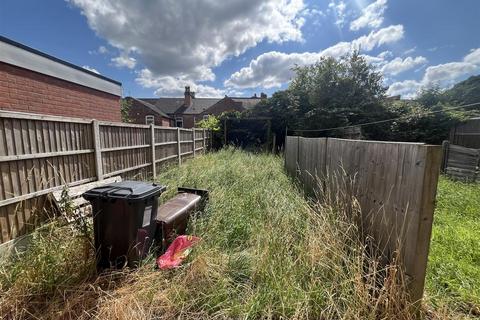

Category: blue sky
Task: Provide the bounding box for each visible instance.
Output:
[1,0,479,99]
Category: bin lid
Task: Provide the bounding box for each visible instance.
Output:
[83,181,166,201]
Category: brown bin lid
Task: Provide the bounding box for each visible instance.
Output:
[157,193,201,224]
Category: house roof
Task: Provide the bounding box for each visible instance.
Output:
[0,35,122,96]
[137,96,263,116]
[139,98,184,114]
[128,97,172,119]
[184,98,222,114]
[232,98,262,110]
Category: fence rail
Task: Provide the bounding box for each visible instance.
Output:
[285,136,442,305]
[0,110,211,243]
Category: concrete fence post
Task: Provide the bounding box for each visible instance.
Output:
[203,128,206,154]
[192,128,196,158]
[150,124,156,179]
[92,119,103,181]
[177,127,182,165]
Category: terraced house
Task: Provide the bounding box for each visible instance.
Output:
[129,86,266,128]
[0,36,122,121]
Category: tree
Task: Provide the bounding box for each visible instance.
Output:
[254,51,392,141]
[443,75,480,106]
[416,86,444,108]
[196,115,221,131]
[121,98,132,123]
[385,100,464,144]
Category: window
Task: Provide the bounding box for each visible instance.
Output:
[175,117,184,128]
[145,115,155,125]
[203,114,210,120]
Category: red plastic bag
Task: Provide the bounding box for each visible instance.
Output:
[156,235,201,269]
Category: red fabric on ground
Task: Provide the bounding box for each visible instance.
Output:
[156,235,201,269]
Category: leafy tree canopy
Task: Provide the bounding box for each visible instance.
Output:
[252,51,472,145]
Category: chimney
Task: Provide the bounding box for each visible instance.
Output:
[184,86,193,106]
[260,92,267,99]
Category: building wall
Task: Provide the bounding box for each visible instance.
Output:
[177,114,196,128]
[0,62,121,121]
[128,100,172,126]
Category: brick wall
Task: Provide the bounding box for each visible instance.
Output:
[128,98,172,126]
[0,62,121,121]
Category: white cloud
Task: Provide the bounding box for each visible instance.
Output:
[403,47,416,55]
[82,65,100,74]
[70,0,306,93]
[136,68,224,97]
[381,56,427,76]
[422,62,477,86]
[111,53,137,69]
[98,46,108,54]
[328,1,347,27]
[350,0,387,31]
[225,25,404,89]
[464,48,480,65]
[386,80,423,99]
[88,45,109,55]
[387,48,480,97]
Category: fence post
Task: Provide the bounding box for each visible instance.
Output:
[441,140,450,173]
[177,127,182,165]
[92,120,103,181]
[203,128,206,153]
[192,128,196,158]
[151,124,156,179]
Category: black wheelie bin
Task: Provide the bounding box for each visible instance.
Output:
[83,181,166,270]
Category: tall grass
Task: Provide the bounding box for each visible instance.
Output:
[425,177,480,318]
[1,148,418,319]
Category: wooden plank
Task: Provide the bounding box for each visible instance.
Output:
[102,162,151,178]
[0,149,94,162]
[155,141,177,147]
[51,176,122,200]
[0,178,95,208]
[0,110,91,124]
[101,144,150,153]
[155,154,179,163]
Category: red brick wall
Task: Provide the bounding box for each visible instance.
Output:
[127,98,172,126]
[176,114,196,128]
[0,62,121,121]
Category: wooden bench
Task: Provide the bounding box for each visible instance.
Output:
[50,176,122,223]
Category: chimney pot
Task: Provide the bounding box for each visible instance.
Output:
[184,86,192,106]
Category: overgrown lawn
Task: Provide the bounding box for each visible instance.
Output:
[0,148,442,319]
[426,177,480,317]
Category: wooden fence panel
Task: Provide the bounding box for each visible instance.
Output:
[443,142,480,181]
[449,118,480,149]
[298,137,327,194]
[285,136,299,177]
[154,127,178,170]
[0,113,96,243]
[0,111,211,244]
[285,136,442,305]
